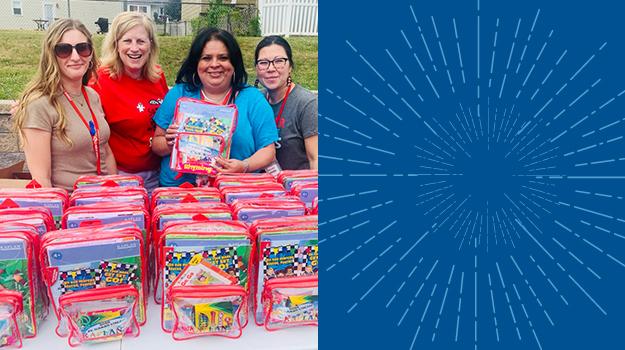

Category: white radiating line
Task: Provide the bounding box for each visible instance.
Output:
[386,257,423,309]
[514,9,541,74]
[498,18,521,99]
[452,18,467,83]
[399,259,439,327]
[351,76,404,122]
[551,89,625,143]
[495,262,522,340]
[455,271,464,342]
[323,115,373,140]
[487,273,500,342]
[555,219,625,271]
[410,6,438,71]
[529,255,568,305]
[530,49,567,101]
[515,219,607,315]
[431,265,456,341]
[431,16,456,93]
[319,154,383,167]
[511,282,544,350]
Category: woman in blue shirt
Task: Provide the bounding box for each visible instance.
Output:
[152,28,278,186]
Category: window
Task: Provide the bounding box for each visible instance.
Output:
[129,5,148,13]
[12,0,22,15]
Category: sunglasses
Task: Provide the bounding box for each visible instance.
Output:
[54,42,93,59]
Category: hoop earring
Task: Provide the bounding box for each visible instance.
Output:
[254,79,260,88]
[287,75,292,86]
[231,71,236,86]
[192,72,201,87]
[88,61,93,69]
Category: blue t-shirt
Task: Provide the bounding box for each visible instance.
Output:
[153,83,278,186]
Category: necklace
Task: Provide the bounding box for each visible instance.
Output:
[200,88,232,105]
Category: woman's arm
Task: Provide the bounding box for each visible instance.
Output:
[214,143,276,173]
[304,135,318,170]
[21,128,52,187]
[152,123,179,157]
[104,144,118,174]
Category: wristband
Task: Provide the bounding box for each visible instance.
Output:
[242,159,250,173]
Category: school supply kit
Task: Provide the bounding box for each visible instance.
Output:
[0,169,318,346]
[171,98,238,176]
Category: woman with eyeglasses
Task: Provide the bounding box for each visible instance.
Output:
[152,27,277,186]
[90,12,168,191]
[254,36,318,170]
[12,19,117,190]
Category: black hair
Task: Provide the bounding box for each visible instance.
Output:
[176,27,248,101]
[254,35,295,69]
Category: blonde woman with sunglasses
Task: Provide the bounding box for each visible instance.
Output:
[13,19,117,190]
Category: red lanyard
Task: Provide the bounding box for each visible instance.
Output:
[201,88,232,105]
[63,87,102,175]
[272,84,293,129]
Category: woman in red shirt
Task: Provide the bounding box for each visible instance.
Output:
[91,12,168,191]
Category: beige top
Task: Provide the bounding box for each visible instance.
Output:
[22,87,111,190]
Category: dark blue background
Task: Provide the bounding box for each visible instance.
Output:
[320,1,625,349]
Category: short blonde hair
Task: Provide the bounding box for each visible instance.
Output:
[100,12,161,82]
[14,19,98,146]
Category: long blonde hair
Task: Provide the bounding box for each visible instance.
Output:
[100,12,161,82]
[13,19,98,146]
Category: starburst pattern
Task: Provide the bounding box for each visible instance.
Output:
[322,1,625,349]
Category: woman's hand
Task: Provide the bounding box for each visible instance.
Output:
[213,157,249,173]
[165,123,179,148]
[152,124,178,157]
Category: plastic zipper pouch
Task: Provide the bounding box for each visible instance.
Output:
[151,187,221,208]
[262,276,318,331]
[73,174,144,189]
[41,233,146,326]
[231,198,307,223]
[254,237,318,325]
[171,132,225,176]
[152,221,250,303]
[0,235,38,338]
[0,207,55,235]
[0,289,24,348]
[173,98,238,150]
[277,170,318,191]
[168,285,246,340]
[290,182,318,208]
[70,187,148,208]
[0,189,68,228]
[221,185,287,204]
[249,215,318,237]
[160,242,252,330]
[213,173,275,189]
[58,285,139,346]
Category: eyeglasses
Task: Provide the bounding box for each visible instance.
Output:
[256,57,289,70]
[54,42,93,59]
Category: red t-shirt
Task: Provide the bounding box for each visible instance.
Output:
[91,67,169,173]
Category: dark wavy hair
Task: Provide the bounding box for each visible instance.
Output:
[254,35,295,69]
[176,27,248,101]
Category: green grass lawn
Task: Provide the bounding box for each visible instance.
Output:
[0,30,318,100]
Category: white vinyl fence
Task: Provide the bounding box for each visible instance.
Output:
[258,0,318,36]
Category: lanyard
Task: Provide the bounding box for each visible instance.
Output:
[63,87,102,175]
[272,84,293,129]
[200,88,232,105]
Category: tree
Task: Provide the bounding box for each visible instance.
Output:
[165,0,181,21]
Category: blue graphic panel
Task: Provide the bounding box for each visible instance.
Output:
[320,1,625,349]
